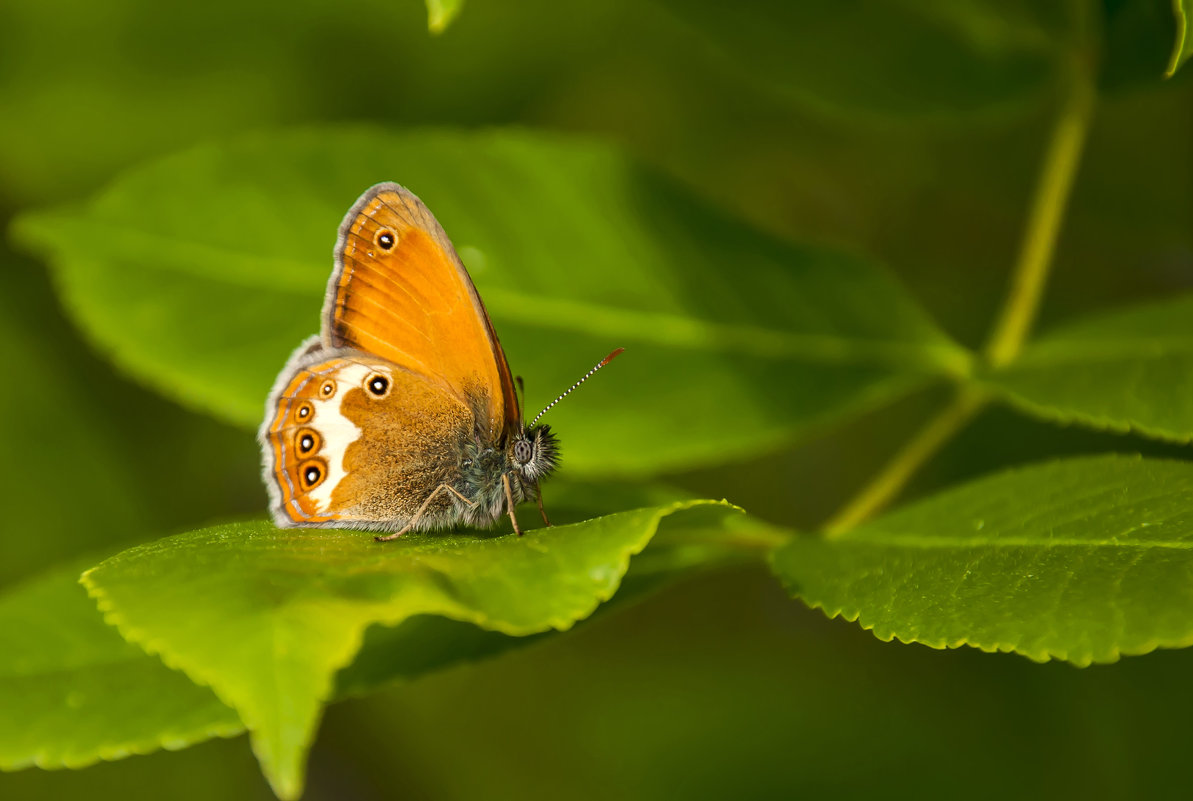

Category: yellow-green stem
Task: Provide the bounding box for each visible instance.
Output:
[985,64,1096,368]
[822,389,986,537]
[820,54,1097,537]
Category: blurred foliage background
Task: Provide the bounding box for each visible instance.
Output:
[2,0,1192,799]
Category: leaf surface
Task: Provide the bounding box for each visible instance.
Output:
[984,295,1193,443]
[0,483,773,778]
[82,500,741,798]
[0,559,242,772]
[773,454,1193,666]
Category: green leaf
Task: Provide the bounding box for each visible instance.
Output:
[983,294,1193,444]
[82,500,740,798]
[11,127,967,477]
[0,481,746,775]
[425,0,464,33]
[0,567,543,777]
[1167,0,1193,76]
[0,559,242,772]
[773,454,1193,666]
[0,261,151,585]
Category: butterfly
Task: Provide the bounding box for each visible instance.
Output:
[259,182,621,540]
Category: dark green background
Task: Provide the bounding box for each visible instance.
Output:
[3,0,1192,798]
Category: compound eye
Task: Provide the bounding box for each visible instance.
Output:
[514,439,533,464]
[365,373,391,398]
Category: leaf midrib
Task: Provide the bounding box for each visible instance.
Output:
[31,213,970,369]
[481,287,969,368]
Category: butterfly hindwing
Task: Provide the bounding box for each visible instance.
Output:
[260,340,479,531]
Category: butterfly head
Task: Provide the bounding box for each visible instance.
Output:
[505,348,624,489]
[509,424,559,485]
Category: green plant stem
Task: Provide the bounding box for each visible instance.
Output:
[822,388,985,538]
[985,64,1095,368]
[820,57,1097,537]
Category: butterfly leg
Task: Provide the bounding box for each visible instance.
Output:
[535,486,552,527]
[443,484,477,507]
[501,473,524,536]
[374,483,476,542]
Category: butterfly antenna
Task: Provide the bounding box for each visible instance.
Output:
[528,348,624,429]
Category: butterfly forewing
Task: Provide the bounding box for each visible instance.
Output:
[325,184,519,439]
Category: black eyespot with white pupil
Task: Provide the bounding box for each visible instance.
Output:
[320,380,335,397]
[298,459,326,490]
[296,403,313,422]
[296,428,320,455]
[376,230,396,250]
[365,373,390,397]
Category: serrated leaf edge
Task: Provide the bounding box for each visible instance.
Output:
[79,567,328,799]
[0,718,245,774]
[769,524,1193,669]
[984,380,1193,445]
[788,590,1193,668]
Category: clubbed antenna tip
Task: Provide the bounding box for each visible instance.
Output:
[600,347,625,367]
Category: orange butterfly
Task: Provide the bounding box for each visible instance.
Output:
[259,183,620,540]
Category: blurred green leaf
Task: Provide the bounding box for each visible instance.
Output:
[11,128,967,477]
[983,294,1193,443]
[1169,0,1193,75]
[425,0,463,33]
[653,0,1059,125]
[0,254,268,588]
[0,559,242,772]
[0,0,310,203]
[774,454,1193,666]
[0,567,552,779]
[0,263,153,585]
[0,557,551,780]
[82,500,740,798]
